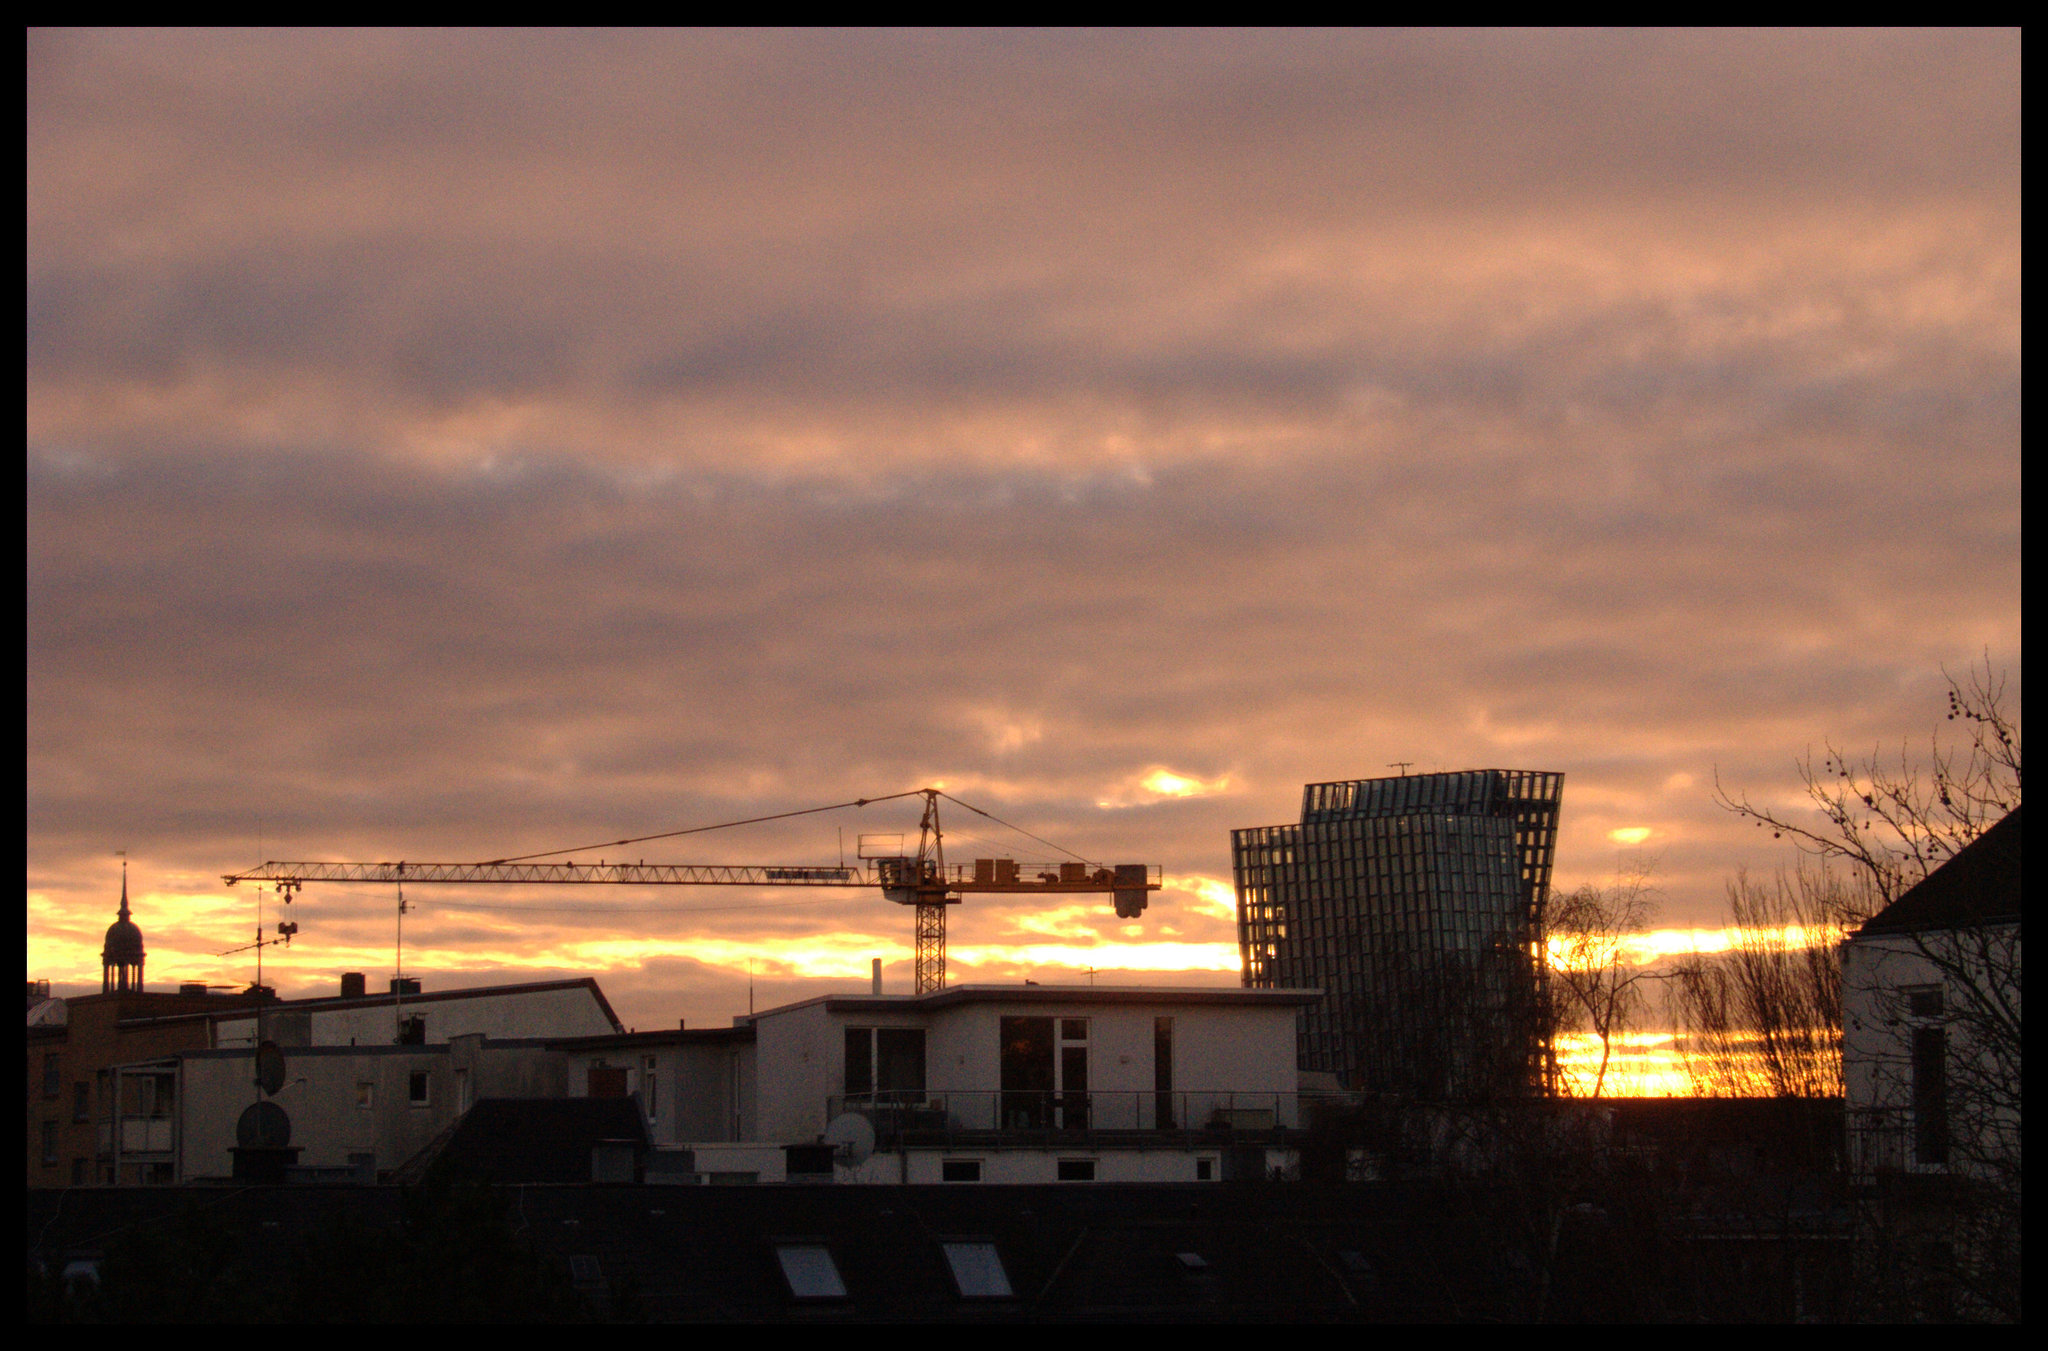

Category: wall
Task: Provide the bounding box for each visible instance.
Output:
[173,1039,568,1179]
[211,984,617,1049]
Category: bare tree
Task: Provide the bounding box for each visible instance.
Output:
[1714,656,2020,907]
[1712,658,2020,1318]
[1668,864,1875,1098]
[1547,866,1658,1097]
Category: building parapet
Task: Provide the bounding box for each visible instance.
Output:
[825,1089,1364,1147]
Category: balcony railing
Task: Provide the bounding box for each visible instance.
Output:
[96,1116,175,1156]
[826,1089,1361,1145]
[1848,1106,1944,1179]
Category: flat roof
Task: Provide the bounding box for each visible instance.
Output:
[754,984,1322,1019]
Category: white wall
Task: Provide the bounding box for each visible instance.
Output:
[1842,924,2021,1181]
[212,985,617,1049]
[746,990,1307,1143]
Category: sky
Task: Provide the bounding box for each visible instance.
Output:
[27,30,2021,1039]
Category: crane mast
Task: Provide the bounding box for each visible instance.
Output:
[221,789,1160,994]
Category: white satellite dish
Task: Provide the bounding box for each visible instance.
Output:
[823,1113,876,1168]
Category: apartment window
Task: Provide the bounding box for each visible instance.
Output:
[1154,1017,1175,1129]
[641,1056,657,1123]
[71,1158,87,1187]
[1056,1158,1096,1182]
[43,1053,61,1099]
[1912,1026,1948,1166]
[1195,1157,1215,1181]
[1000,1016,1089,1130]
[356,1081,374,1110]
[409,1070,431,1108]
[941,1159,983,1183]
[72,1081,90,1123]
[844,1027,926,1101]
[42,1120,58,1166]
[1907,985,1945,1018]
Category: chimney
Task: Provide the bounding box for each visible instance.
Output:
[677,1018,687,1030]
[871,958,883,996]
[178,982,208,996]
[340,972,367,999]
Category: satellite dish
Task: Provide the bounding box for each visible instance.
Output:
[237,1099,292,1149]
[822,1113,875,1168]
[255,1040,287,1096]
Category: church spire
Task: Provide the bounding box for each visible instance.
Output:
[101,860,146,995]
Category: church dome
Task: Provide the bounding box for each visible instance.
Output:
[102,913,145,964]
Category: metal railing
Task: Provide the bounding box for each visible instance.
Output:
[826,1089,1362,1144]
[1847,1107,1941,1178]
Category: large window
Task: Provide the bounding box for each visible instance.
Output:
[1000,1016,1089,1129]
[844,1027,925,1102]
[1912,1026,1948,1166]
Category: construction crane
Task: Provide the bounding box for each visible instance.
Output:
[221,788,1160,994]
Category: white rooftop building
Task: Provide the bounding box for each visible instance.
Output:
[658,983,1326,1185]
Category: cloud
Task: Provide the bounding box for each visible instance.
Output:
[28,32,2021,1025]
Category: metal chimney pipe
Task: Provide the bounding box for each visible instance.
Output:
[871,958,883,995]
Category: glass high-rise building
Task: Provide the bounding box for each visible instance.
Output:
[1233,770,1563,1100]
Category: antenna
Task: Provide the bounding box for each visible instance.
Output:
[1388,761,1414,775]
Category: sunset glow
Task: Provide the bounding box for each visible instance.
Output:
[28,31,2017,1060]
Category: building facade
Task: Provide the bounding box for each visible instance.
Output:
[33,970,624,1187]
[1234,769,1563,1100]
[1842,807,2021,1181]
[733,984,1322,1184]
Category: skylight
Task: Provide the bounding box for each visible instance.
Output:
[775,1244,848,1300]
[941,1241,1014,1299]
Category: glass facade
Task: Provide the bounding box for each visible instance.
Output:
[1234,769,1562,1100]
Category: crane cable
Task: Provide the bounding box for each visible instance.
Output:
[484,788,929,864]
[937,791,1096,867]
[484,786,1100,872]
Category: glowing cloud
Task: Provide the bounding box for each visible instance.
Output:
[1099,768,1234,808]
[1607,827,1654,846]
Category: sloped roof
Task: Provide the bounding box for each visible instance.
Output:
[427,1098,649,1184]
[1857,806,2022,936]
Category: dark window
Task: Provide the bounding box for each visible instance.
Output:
[845,1027,926,1101]
[1912,1026,1948,1165]
[409,1070,431,1107]
[71,1158,87,1186]
[1154,1017,1175,1129]
[877,1029,925,1096]
[1000,1017,1055,1129]
[587,1064,628,1097]
[43,1054,61,1099]
[941,1159,982,1183]
[845,1027,873,1096]
[72,1081,90,1123]
[42,1120,58,1166]
[1056,1158,1095,1181]
[1196,1157,1214,1181]
[1907,986,1945,1018]
[397,1015,426,1045]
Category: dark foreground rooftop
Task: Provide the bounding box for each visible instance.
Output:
[29,1170,1851,1323]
